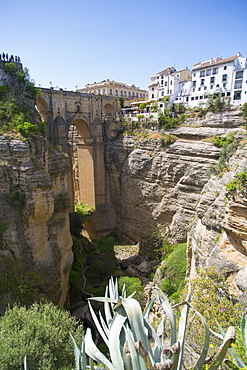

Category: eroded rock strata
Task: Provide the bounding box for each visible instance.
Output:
[106,108,247,293]
[0,135,73,307]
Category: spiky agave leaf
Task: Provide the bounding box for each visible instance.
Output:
[121,297,155,366]
[153,286,177,346]
[88,301,109,346]
[241,312,247,355]
[85,328,115,370]
[192,308,210,370]
[24,356,29,370]
[143,318,163,363]
[208,326,236,370]
[70,333,87,370]
[108,311,127,370]
[214,320,246,369]
[176,283,191,370]
[124,326,144,370]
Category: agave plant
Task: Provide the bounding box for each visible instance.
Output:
[70,277,236,370]
[213,311,247,369]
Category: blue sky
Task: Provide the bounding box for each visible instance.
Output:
[1,0,247,91]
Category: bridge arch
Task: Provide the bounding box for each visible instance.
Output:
[69,116,95,210]
[103,103,115,115]
[36,97,49,123]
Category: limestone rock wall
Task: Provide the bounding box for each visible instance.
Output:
[106,107,247,295]
[106,134,221,243]
[188,140,247,294]
[0,135,73,307]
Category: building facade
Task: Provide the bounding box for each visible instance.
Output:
[148,67,192,102]
[187,53,247,107]
[78,80,148,100]
[149,53,247,108]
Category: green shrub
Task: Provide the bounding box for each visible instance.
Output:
[74,201,95,219]
[17,121,39,136]
[158,134,177,147]
[118,276,144,304]
[184,268,242,355]
[0,218,8,248]
[9,186,25,209]
[0,302,83,370]
[0,257,45,310]
[159,243,187,300]
[242,102,247,119]
[211,133,239,174]
[226,171,247,200]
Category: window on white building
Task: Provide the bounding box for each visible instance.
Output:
[192,81,196,87]
[193,73,196,77]
[206,69,211,76]
[165,81,167,86]
[222,75,227,82]
[170,81,172,85]
[212,68,218,75]
[161,91,164,96]
[224,66,227,70]
[233,90,241,100]
[223,83,227,88]
[201,79,205,86]
[204,87,207,90]
[198,87,201,91]
[234,80,243,89]
[170,90,172,94]
[236,71,243,79]
[210,77,215,84]
[115,90,118,95]
[161,80,164,85]
[200,71,205,77]
[124,91,126,96]
[191,97,194,100]
[152,94,154,98]
[109,89,112,95]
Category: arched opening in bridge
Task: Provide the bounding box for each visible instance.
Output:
[103,103,115,115]
[72,118,95,209]
[36,97,49,123]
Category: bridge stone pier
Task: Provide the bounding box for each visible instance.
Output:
[36,88,121,239]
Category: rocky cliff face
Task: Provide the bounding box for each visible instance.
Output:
[188,138,247,294]
[0,135,73,307]
[106,107,247,294]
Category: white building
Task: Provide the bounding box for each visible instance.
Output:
[78,80,148,100]
[148,67,192,103]
[188,52,247,107]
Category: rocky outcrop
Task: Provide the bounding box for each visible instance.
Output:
[106,134,221,243]
[188,138,247,293]
[106,107,247,295]
[0,135,73,307]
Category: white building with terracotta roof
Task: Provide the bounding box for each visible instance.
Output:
[188,52,247,107]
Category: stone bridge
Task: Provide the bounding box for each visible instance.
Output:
[36,88,122,238]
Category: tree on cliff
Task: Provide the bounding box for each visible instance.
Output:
[0,62,41,133]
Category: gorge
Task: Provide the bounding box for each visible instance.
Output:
[1,60,247,314]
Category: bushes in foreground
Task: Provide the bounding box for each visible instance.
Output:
[0,302,83,370]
